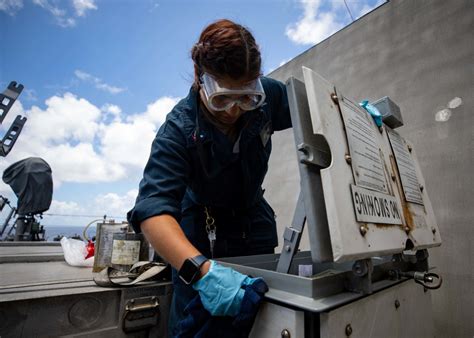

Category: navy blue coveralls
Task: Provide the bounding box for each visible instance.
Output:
[127,77,291,335]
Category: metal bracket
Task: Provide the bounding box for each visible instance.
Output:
[297,142,331,168]
[284,77,333,264]
[0,81,27,157]
[346,259,374,294]
[389,249,442,290]
[276,192,306,273]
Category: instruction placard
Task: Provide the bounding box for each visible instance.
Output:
[387,128,424,205]
[351,185,403,224]
[111,240,140,265]
[340,98,388,194]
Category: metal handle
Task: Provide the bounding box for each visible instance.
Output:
[390,270,443,290]
[125,298,159,312]
[413,272,442,290]
[122,297,160,333]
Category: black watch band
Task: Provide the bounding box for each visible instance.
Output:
[178,255,208,285]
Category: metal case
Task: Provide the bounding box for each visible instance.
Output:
[0,243,172,337]
[372,96,404,129]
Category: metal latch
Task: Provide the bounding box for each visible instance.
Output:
[122,296,160,333]
[389,270,442,290]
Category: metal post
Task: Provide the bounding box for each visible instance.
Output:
[284,77,333,264]
[14,217,28,241]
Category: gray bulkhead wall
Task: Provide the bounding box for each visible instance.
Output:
[265,0,473,337]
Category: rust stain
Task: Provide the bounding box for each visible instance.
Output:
[381,148,395,196]
[389,154,414,231]
[373,222,395,229]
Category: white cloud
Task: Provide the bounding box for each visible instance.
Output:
[101,103,122,123]
[286,0,385,45]
[3,93,179,186]
[286,0,343,45]
[72,0,96,17]
[93,189,138,218]
[102,104,121,115]
[129,96,177,126]
[37,191,135,228]
[24,89,38,101]
[74,69,92,81]
[101,96,178,167]
[43,142,126,183]
[354,0,385,19]
[33,0,76,27]
[0,0,23,15]
[49,199,84,214]
[40,200,87,228]
[32,0,97,27]
[95,82,125,95]
[25,92,100,144]
[99,120,156,168]
[7,94,122,184]
[75,69,126,95]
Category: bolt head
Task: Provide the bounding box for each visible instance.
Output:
[395,299,400,309]
[345,154,352,164]
[281,329,291,338]
[345,324,353,336]
[299,147,309,156]
[359,225,367,236]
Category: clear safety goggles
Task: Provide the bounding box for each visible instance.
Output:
[200,72,266,111]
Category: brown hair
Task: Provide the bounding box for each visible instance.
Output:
[191,19,262,89]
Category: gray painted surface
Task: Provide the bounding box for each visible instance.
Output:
[0,243,64,263]
[265,0,473,337]
[320,281,434,338]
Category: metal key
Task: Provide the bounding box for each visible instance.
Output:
[204,206,217,258]
[208,229,216,258]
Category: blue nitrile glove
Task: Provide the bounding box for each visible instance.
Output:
[176,277,269,337]
[360,100,383,127]
[192,260,262,316]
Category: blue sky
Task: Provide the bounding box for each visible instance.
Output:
[0,0,383,228]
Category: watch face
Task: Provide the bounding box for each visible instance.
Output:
[179,259,199,285]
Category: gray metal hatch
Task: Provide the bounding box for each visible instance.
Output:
[277,67,441,269]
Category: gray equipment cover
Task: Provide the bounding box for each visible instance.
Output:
[2,157,53,215]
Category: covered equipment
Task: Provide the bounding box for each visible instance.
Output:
[2,157,53,215]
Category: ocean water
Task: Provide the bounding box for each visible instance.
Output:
[45,225,97,242]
